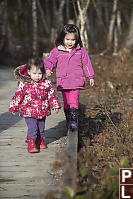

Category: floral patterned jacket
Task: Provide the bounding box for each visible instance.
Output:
[9,65,61,119]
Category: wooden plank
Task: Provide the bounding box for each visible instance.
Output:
[63,129,78,188]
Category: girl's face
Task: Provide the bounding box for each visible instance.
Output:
[28,65,43,82]
[63,33,76,49]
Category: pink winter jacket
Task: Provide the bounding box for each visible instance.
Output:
[44,45,94,91]
[9,65,61,119]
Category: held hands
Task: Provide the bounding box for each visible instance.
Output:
[90,79,94,87]
[12,112,17,115]
[53,108,59,114]
[46,69,53,77]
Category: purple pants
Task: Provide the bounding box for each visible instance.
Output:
[62,89,79,109]
[25,117,46,140]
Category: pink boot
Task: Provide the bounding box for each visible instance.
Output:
[36,136,47,149]
[25,137,39,153]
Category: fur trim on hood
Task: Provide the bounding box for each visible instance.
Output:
[14,65,46,82]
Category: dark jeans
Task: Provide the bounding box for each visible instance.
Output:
[25,117,46,139]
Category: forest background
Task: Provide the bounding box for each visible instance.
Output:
[0,0,133,63]
[0,0,133,198]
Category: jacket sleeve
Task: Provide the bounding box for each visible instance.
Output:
[47,80,61,109]
[9,82,25,113]
[81,48,94,79]
[44,48,58,72]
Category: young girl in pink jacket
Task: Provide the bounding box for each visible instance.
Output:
[44,24,94,131]
[9,58,61,153]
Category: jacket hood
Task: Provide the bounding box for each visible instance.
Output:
[14,64,46,82]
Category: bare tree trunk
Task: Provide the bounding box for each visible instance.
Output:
[113,8,122,55]
[117,10,121,35]
[107,0,118,50]
[17,0,25,48]
[32,0,38,56]
[7,22,15,55]
[47,0,65,45]
[37,0,49,34]
[51,0,65,42]
[92,0,106,33]
[105,5,109,27]
[0,0,7,51]
[50,1,57,44]
[57,0,65,28]
[77,0,90,50]
[113,26,118,55]
[87,6,94,48]
[72,0,78,20]
[66,0,70,22]
[126,7,133,48]
[45,0,51,35]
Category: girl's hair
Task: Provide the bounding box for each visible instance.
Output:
[55,24,83,47]
[27,57,45,74]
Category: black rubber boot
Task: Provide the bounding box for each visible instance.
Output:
[68,108,78,131]
[64,108,70,128]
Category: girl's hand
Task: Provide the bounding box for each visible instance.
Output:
[90,79,94,87]
[12,112,17,115]
[46,69,53,77]
[53,108,59,114]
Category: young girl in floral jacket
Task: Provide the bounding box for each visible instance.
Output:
[9,57,61,153]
